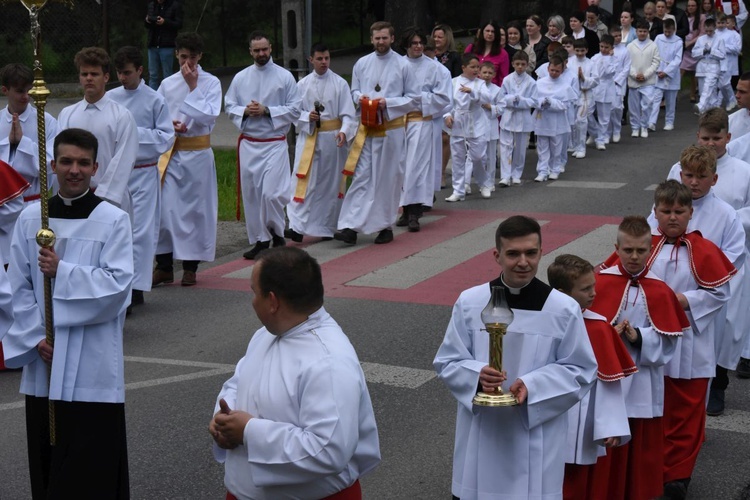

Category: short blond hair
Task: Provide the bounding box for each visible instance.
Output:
[680,145,717,175]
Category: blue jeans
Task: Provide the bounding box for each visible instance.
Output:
[148,47,175,90]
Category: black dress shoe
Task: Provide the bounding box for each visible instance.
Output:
[408,215,420,232]
[706,389,725,416]
[737,357,750,378]
[396,213,408,227]
[333,228,357,245]
[269,228,286,247]
[243,241,270,260]
[284,228,304,242]
[374,228,394,244]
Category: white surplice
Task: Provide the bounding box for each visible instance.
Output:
[287,69,356,237]
[57,95,138,208]
[337,49,419,234]
[401,54,451,207]
[498,71,536,181]
[649,232,731,379]
[565,309,631,466]
[0,105,57,264]
[108,80,174,291]
[213,307,381,500]
[0,247,12,340]
[595,267,680,417]
[225,58,302,243]
[3,193,133,402]
[649,190,747,368]
[434,278,597,500]
[157,65,222,261]
[668,157,750,365]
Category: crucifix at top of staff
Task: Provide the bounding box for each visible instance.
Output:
[1,0,75,445]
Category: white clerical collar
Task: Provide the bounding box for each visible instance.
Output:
[85,94,108,108]
[500,275,531,295]
[59,189,90,206]
[313,70,329,79]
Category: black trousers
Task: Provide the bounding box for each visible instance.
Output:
[155,252,199,273]
[26,396,130,499]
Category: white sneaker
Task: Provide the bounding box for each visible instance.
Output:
[534,174,547,182]
[640,128,649,138]
[511,178,522,185]
[631,129,640,138]
[596,143,606,150]
[480,187,492,199]
[586,136,595,146]
[693,104,701,115]
[490,185,496,192]
[574,151,586,159]
[605,137,611,144]
[648,124,656,132]
[548,172,560,180]
[498,178,510,187]
[465,184,471,194]
[567,147,575,154]
[612,134,621,143]
[445,193,464,202]
[727,101,738,112]
[664,123,674,131]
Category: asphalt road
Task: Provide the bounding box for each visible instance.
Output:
[2,78,750,499]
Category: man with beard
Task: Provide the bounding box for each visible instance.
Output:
[333,21,419,246]
[225,31,301,260]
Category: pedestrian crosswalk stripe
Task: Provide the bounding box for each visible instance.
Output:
[547,181,626,189]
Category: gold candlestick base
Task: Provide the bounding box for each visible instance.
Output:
[473,390,518,407]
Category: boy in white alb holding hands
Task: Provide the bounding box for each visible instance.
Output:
[498,51,536,186]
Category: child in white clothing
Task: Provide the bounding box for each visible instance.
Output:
[478,62,502,198]
[498,51,536,185]
[716,13,741,110]
[627,20,661,138]
[444,53,488,202]
[591,35,618,149]
[567,38,598,159]
[693,17,726,114]
[609,27,631,143]
[534,55,577,181]
[652,18,683,130]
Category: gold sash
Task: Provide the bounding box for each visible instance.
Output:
[339,115,407,198]
[157,135,211,185]
[293,119,343,203]
[405,111,433,123]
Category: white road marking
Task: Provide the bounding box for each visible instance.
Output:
[224,215,445,279]
[538,224,619,283]
[0,358,437,411]
[705,408,750,434]
[348,220,503,289]
[547,181,626,189]
[644,184,659,191]
[361,362,436,389]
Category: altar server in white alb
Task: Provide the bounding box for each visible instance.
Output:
[0,246,12,372]
[57,47,138,210]
[109,46,174,310]
[154,32,222,287]
[2,129,133,498]
[477,61,502,198]
[498,51,536,186]
[422,38,454,195]
[434,215,597,500]
[651,19,682,131]
[567,38,598,159]
[657,146,746,417]
[608,27,631,143]
[285,44,356,244]
[443,53,489,201]
[333,21,419,246]
[225,31,301,260]
[398,28,451,230]
[0,63,56,265]
[210,247,380,500]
